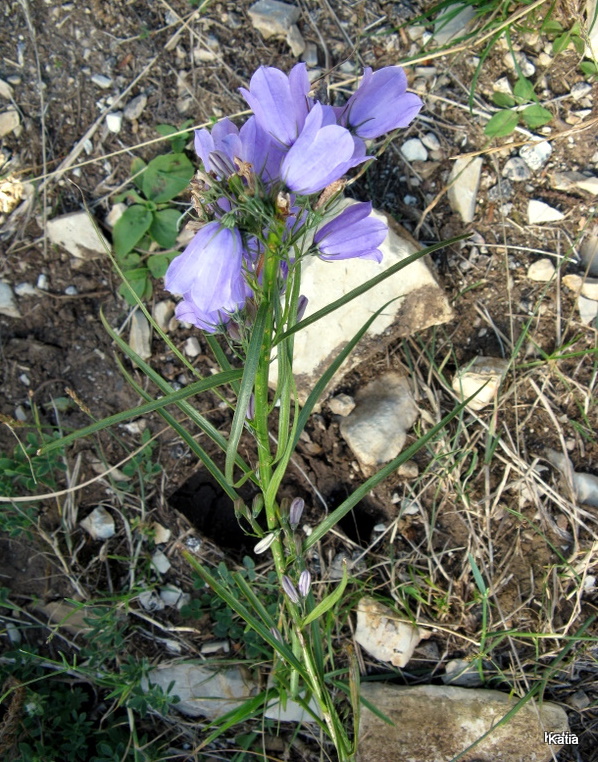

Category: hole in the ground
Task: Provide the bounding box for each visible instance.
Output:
[327,486,387,547]
[169,470,260,558]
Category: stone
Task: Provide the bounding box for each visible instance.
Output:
[527,258,555,281]
[503,51,536,77]
[432,4,476,45]
[0,79,14,99]
[0,108,20,137]
[528,199,564,224]
[105,202,127,228]
[487,179,513,201]
[264,680,321,723]
[493,76,513,95]
[302,42,319,67]
[153,300,175,332]
[354,597,427,668]
[328,393,355,416]
[248,0,300,39]
[442,658,484,687]
[397,460,418,479]
[36,273,49,290]
[502,156,531,181]
[452,356,509,412]
[39,601,93,636]
[80,506,115,540]
[421,132,440,151]
[546,449,598,505]
[143,663,255,719]
[138,590,165,612]
[0,281,21,318]
[576,176,598,195]
[562,273,583,292]
[286,24,305,56]
[14,282,36,297]
[160,585,191,609]
[272,201,453,401]
[124,93,147,121]
[579,277,598,300]
[400,138,428,162]
[447,157,483,224]
[47,210,109,259]
[151,550,171,574]
[106,111,123,133]
[152,522,172,544]
[580,227,598,276]
[91,74,113,89]
[184,336,201,358]
[571,81,592,100]
[519,140,552,171]
[356,683,569,762]
[550,170,598,194]
[129,311,152,360]
[340,373,418,469]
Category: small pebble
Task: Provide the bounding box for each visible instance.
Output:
[37,273,49,290]
[124,94,147,121]
[64,285,78,296]
[14,282,37,297]
[520,141,552,171]
[106,111,123,133]
[400,138,428,162]
[184,336,201,358]
[502,157,531,182]
[527,258,555,282]
[91,74,113,89]
[15,405,28,422]
[421,132,440,151]
[570,82,592,101]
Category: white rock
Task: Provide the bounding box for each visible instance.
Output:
[442,658,484,687]
[357,684,569,762]
[571,82,592,100]
[36,273,49,290]
[520,140,552,171]
[432,4,476,45]
[340,374,418,468]
[160,585,191,609]
[397,460,419,479]
[138,590,165,612]
[301,42,319,67]
[152,522,172,544]
[14,405,27,422]
[354,597,427,668]
[272,202,452,401]
[153,300,175,332]
[447,157,483,224]
[493,76,513,95]
[129,311,152,360]
[562,273,583,292]
[105,202,127,228]
[14,282,37,297]
[143,663,255,719]
[573,472,598,507]
[503,51,536,77]
[329,393,356,416]
[0,108,20,137]
[0,79,14,99]
[151,550,171,574]
[576,176,598,195]
[200,640,231,655]
[184,336,201,358]
[421,132,440,151]
[452,356,509,412]
[286,24,305,56]
[80,506,115,540]
[550,170,589,190]
[0,281,21,318]
[578,294,598,324]
[106,111,123,133]
[400,138,428,162]
[579,277,598,300]
[580,227,598,276]
[502,156,531,181]
[248,0,300,38]
[527,199,564,224]
[91,74,113,89]
[47,210,109,259]
[527,258,555,281]
[265,677,321,723]
[124,94,147,121]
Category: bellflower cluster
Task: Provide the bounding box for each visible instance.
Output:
[164,63,422,332]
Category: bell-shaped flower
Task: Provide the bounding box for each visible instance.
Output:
[165,221,250,332]
[314,202,387,262]
[281,104,365,195]
[239,63,312,147]
[338,66,423,139]
[194,118,238,173]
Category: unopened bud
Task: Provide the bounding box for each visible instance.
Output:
[289,498,304,529]
[246,393,255,420]
[251,494,264,518]
[296,295,308,322]
[281,575,299,604]
[254,533,276,554]
[270,626,284,644]
[298,570,311,598]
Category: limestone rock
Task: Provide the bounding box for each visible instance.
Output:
[143,663,255,719]
[502,156,531,182]
[0,108,20,137]
[80,506,115,540]
[0,281,21,318]
[340,374,418,469]
[527,258,555,281]
[153,300,175,332]
[432,4,476,45]
[129,311,152,360]
[271,201,453,401]
[447,157,483,223]
[528,199,564,224]
[124,94,147,121]
[354,597,427,668]
[400,138,428,162]
[520,140,552,171]
[452,356,509,411]
[328,393,356,416]
[248,0,300,39]
[357,683,569,762]
[580,226,598,276]
[578,294,598,324]
[47,211,109,259]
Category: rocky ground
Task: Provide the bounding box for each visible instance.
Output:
[1,1,597,761]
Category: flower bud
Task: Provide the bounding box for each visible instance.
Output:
[298,570,311,598]
[254,532,276,554]
[246,393,255,420]
[289,497,304,529]
[296,295,308,322]
[281,575,299,604]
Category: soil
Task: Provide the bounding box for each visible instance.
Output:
[1,1,597,761]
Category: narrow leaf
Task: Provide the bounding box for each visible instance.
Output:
[302,562,348,626]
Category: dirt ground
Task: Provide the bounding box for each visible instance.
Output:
[1,0,597,760]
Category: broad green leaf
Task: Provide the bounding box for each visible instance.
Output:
[149,208,181,249]
[156,123,191,153]
[302,563,348,626]
[146,251,178,279]
[521,104,552,129]
[541,19,563,34]
[552,31,572,55]
[580,61,598,79]
[142,153,194,203]
[572,35,585,56]
[513,77,536,103]
[118,267,152,304]
[484,109,519,138]
[492,92,516,108]
[131,157,147,191]
[112,204,153,257]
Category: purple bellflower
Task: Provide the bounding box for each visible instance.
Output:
[239,63,312,147]
[314,202,387,262]
[298,570,311,598]
[338,66,423,139]
[282,575,300,604]
[165,221,251,332]
[281,103,365,195]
